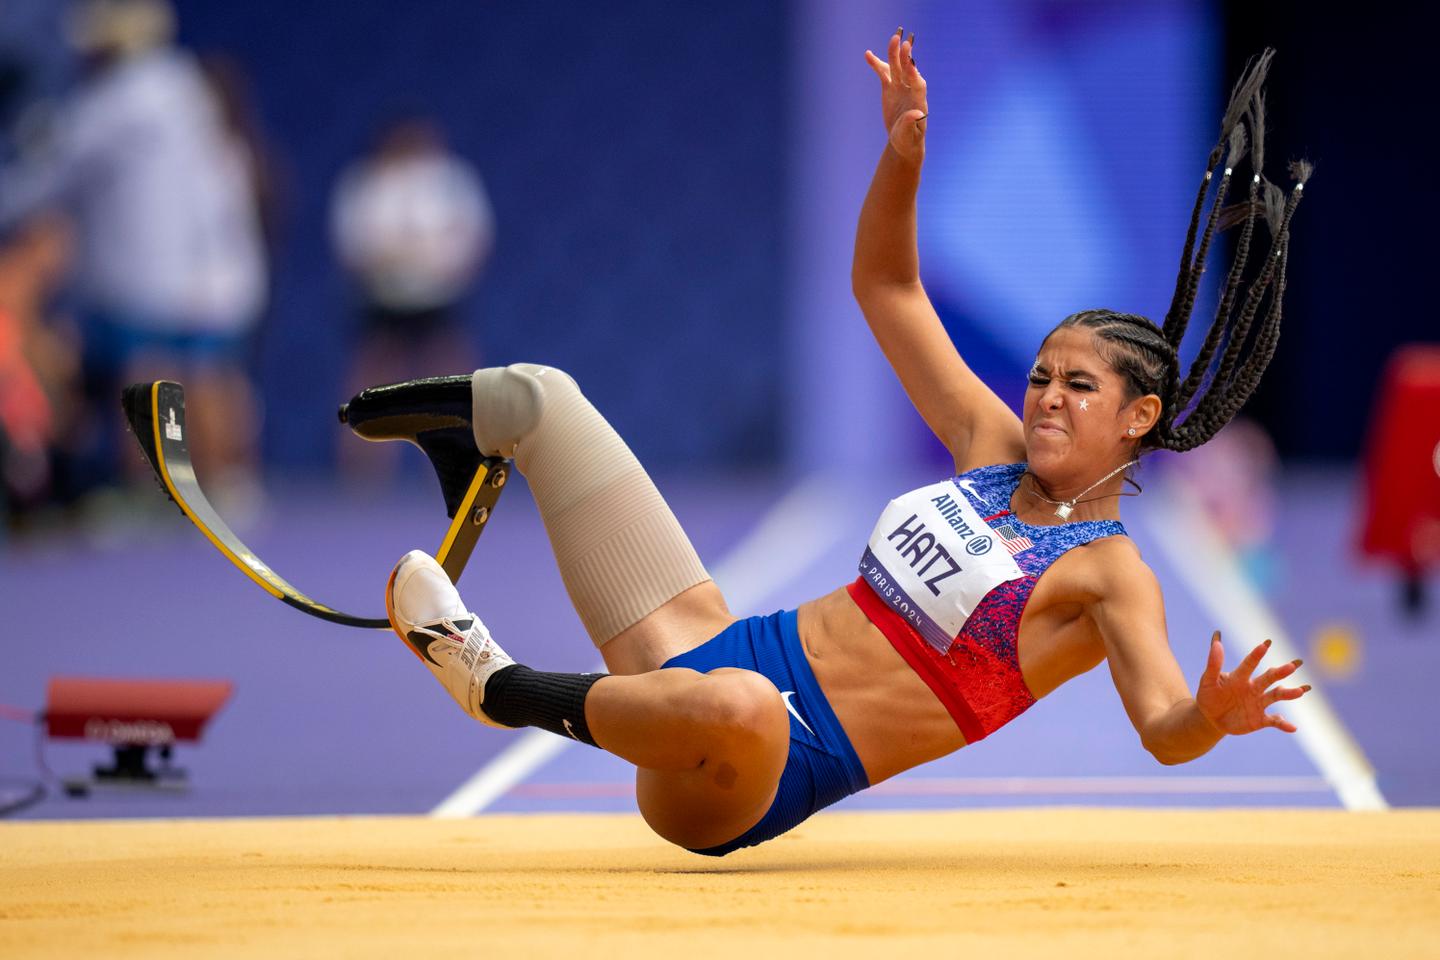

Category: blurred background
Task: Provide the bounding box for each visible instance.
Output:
[0,0,1434,820]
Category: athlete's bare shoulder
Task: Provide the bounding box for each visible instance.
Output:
[1091,535,1160,601]
[1087,531,1144,562]
[1050,532,1156,604]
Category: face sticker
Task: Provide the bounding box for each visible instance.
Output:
[1078,398,1089,411]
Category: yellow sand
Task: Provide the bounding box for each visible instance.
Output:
[2,809,1437,958]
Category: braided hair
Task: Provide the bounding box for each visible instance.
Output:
[1050,50,1311,454]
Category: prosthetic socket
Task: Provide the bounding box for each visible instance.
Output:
[470,364,711,647]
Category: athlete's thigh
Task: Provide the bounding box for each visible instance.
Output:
[599,581,737,676]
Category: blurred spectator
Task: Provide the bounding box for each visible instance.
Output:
[197,52,286,265]
[0,0,268,518]
[332,116,492,479]
[0,215,78,526]
[1169,417,1282,593]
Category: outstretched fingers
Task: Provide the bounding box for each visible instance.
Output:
[864,49,890,82]
[1262,683,1311,708]
[1201,631,1225,682]
[1262,712,1299,734]
[1232,637,1272,683]
[1260,673,1310,735]
[887,27,906,85]
[902,32,924,87]
[867,28,925,88]
[1254,658,1302,691]
[866,27,927,153]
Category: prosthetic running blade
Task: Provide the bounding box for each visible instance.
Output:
[122,379,508,629]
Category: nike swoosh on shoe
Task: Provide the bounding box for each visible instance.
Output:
[406,622,471,667]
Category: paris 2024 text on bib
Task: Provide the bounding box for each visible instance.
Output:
[858,480,1024,654]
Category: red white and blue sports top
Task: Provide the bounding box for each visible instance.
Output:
[846,462,1127,744]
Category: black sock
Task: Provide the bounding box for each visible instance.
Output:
[481,664,605,747]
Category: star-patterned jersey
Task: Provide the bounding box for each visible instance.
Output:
[847,462,1127,743]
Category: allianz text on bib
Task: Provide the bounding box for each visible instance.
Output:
[859,480,1024,653]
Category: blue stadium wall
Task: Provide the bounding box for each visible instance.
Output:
[174,1,786,473]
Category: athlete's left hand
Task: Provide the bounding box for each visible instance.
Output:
[1194,632,1309,735]
[863,28,928,162]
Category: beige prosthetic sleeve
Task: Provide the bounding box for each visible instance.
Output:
[470,364,711,647]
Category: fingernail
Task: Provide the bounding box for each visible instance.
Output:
[908,31,915,45]
[1264,639,1272,647]
[897,26,904,35]
[1302,685,1312,692]
[1293,658,1303,667]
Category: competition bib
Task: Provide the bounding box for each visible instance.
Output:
[858,480,1024,654]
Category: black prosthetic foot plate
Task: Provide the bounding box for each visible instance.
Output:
[339,375,483,518]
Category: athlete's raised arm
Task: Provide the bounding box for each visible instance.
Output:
[853,29,1023,473]
[1091,543,1309,764]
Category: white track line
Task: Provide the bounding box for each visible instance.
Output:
[430,731,571,818]
[431,473,857,818]
[1143,479,1388,811]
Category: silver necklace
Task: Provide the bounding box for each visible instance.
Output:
[1025,459,1139,520]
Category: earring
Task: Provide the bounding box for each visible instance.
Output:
[1127,428,1136,436]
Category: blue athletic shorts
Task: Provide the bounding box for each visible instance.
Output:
[661,609,869,856]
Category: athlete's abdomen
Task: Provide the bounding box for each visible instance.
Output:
[797,586,968,784]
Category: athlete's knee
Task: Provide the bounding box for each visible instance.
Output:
[469,363,581,458]
[691,670,788,754]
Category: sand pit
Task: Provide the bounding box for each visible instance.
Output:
[2,809,1437,958]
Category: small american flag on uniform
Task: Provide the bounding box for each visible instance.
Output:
[992,521,1035,556]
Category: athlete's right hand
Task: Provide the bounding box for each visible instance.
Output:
[864,28,928,163]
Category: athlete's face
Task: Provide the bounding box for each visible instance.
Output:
[1022,326,1157,484]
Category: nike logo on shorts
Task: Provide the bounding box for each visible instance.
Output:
[780,690,815,736]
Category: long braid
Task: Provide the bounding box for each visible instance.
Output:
[1176,172,1262,409]
[1170,123,1247,352]
[1167,236,1288,452]
[1176,167,1235,337]
[1155,53,1309,454]
[1171,231,1288,451]
[1227,187,1300,399]
[1162,175,1218,343]
[1161,50,1274,348]
[1041,51,1308,461]
[1249,91,1268,184]
[1165,174,1307,453]
[1176,85,1270,410]
[1210,182,1298,391]
[1230,242,1290,409]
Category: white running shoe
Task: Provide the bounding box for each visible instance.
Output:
[386,549,514,727]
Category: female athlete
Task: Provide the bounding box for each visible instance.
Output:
[384,30,1312,856]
